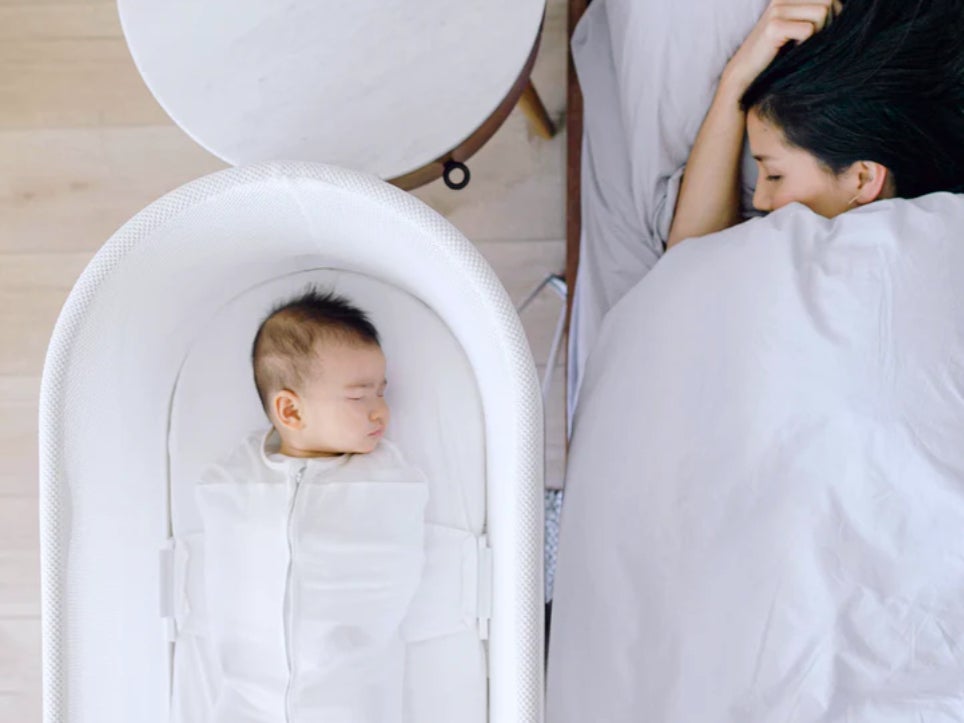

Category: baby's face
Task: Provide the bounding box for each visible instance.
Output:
[294,341,389,456]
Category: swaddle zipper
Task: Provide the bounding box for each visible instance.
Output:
[282,464,306,723]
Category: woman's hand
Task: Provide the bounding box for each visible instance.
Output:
[721,0,842,95]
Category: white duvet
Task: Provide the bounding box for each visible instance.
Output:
[548,195,964,721]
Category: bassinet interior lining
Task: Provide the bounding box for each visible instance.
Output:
[166,268,488,722]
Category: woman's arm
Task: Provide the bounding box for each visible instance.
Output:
[666,76,747,249]
[666,0,839,250]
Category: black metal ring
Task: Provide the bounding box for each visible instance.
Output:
[442,160,471,190]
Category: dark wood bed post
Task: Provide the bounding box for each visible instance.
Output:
[565,0,588,426]
[566,0,588,324]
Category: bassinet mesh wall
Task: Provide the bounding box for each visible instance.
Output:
[39,161,544,722]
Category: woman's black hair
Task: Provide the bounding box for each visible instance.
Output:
[741,0,964,198]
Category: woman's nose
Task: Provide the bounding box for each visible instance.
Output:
[752,184,771,213]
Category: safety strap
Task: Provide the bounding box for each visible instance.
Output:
[160,526,493,642]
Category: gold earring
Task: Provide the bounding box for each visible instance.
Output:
[848,193,860,207]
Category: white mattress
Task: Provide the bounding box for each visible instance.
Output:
[167,269,487,722]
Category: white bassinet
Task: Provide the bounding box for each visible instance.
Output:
[39,162,545,722]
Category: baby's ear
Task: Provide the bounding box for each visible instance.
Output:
[273,390,303,430]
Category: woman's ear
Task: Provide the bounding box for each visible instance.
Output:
[850,161,893,205]
[273,389,304,431]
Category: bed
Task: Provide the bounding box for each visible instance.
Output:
[39,162,545,722]
[552,0,964,720]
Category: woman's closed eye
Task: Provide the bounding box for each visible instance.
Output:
[766,174,783,182]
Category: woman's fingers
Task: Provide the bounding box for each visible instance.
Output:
[765,17,820,45]
[722,0,837,95]
[771,2,836,32]
[830,0,844,22]
[769,0,836,10]
[773,3,833,30]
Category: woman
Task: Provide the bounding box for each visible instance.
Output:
[668,0,964,248]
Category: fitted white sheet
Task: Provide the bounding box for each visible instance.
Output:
[168,269,487,723]
[549,194,964,721]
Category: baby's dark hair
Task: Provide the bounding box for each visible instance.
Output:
[252,287,380,412]
[741,0,964,198]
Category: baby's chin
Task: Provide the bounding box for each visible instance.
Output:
[347,437,382,455]
[307,439,379,456]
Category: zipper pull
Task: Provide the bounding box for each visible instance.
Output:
[294,465,306,484]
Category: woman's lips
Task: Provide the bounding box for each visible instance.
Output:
[368,428,384,437]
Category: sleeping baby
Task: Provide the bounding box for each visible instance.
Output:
[197,287,428,723]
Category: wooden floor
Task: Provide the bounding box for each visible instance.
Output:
[0,1,568,719]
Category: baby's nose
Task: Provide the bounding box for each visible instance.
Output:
[370,401,388,422]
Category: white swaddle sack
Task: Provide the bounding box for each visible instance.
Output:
[197,431,428,723]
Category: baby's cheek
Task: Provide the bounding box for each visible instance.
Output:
[357,406,376,428]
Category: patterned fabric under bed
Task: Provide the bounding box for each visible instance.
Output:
[545,489,563,601]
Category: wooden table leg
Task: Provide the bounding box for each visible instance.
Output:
[519,78,556,139]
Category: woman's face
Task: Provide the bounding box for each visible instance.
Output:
[747,108,858,218]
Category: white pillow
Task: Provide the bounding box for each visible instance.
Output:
[602,0,768,234]
[568,0,769,405]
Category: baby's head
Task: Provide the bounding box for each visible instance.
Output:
[252,288,388,458]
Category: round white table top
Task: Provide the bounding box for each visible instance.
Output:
[118,0,546,179]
